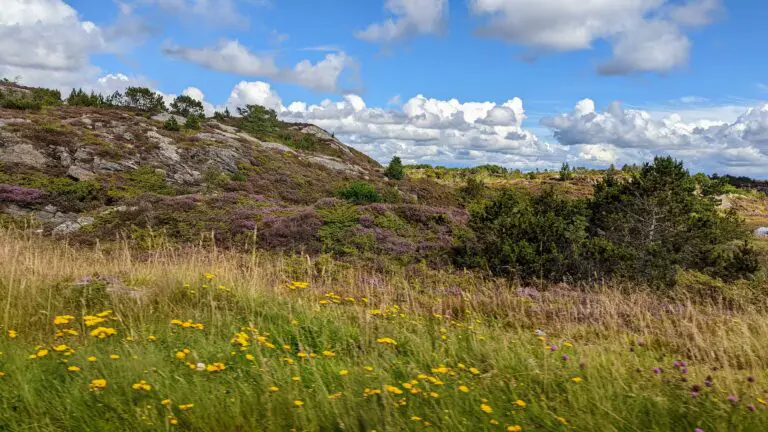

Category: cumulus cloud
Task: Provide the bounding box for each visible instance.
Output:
[0,0,149,89]
[0,0,106,85]
[162,40,357,93]
[356,0,448,44]
[278,90,562,169]
[469,0,721,75]
[542,98,768,174]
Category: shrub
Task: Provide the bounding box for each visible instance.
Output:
[67,88,105,107]
[336,181,382,204]
[237,104,281,137]
[0,184,46,205]
[462,188,590,281]
[184,115,201,130]
[589,156,754,285]
[164,116,181,131]
[385,156,405,180]
[559,162,573,181]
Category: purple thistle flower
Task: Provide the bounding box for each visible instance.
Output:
[681,361,688,367]
[562,354,569,361]
[673,361,681,368]
[747,376,755,383]
[727,395,739,404]
[695,428,704,432]
[691,392,698,398]
[550,345,558,352]
[653,367,662,374]
[747,404,756,412]
[681,367,688,375]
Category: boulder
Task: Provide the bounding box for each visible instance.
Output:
[755,227,768,237]
[0,143,49,169]
[67,165,96,181]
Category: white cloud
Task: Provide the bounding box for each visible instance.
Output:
[162,40,356,93]
[0,0,107,85]
[542,98,768,174]
[223,81,284,112]
[163,40,279,76]
[0,0,150,90]
[469,0,721,75]
[356,0,448,44]
[278,90,562,169]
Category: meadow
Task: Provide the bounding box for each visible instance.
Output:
[1,227,767,431]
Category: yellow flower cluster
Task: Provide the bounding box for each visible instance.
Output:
[89,379,107,391]
[286,281,309,290]
[90,327,117,339]
[132,380,152,391]
[170,319,204,330]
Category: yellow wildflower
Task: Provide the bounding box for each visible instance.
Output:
[67,366,81,372]
[322,351,336,357]
[161,399,172,406]
[175,351,187,360]
[364,366,374,372]
[376,337,397,346]
[53,315,75,325]
[293,400,304,407]
[571,377,583,383]
[245,354,255,361]
[481,404,493,414]
[89,379,108,391]
[147,335,157,341]
[8,330,18,338]
[458,385,470,393]
[90,327,117,339]
[132,380,152,391]
[507,426,523,432]
[110,354,120,360]
[179,404,194,411]
[339,369,349,376]
[268,386,280,393]
[385,385,403,395]
[87,356,97,362]
[469,367,480,375]
[328,392,343,400]
[83,316,106,327]
[514,399,527,408]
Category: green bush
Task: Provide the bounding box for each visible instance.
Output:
[164,116,181,131]
[336,181,382,204]
[460,157,759,286]
[385,156,405,180]
[461,187,590,281]
[184,115,201,130]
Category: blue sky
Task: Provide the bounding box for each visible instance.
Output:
[2,0,768,176]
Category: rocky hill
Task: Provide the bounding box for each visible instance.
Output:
[0,83,462,261]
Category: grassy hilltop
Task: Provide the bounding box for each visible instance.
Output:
[2,82,768,431]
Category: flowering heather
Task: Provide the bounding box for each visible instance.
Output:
[0,184,46,204]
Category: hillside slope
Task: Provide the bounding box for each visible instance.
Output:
[0,94,462,260]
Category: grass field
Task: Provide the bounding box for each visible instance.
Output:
[1,228,767,431]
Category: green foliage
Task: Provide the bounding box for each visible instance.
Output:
[463,187,590,281]
[0,85,62,110]
[184,115,201,130]
[122,87,166,114]
[384,156,405,180]
[461,157,758,286]
[590,156,752,285]
[66,88,105,107]
[317,203,366,255]
[0,171,103,212]
[107,166,175,199]
[163,116,181,131]
[335,181,382,204]
[459,177,485,202]
[559,162,573,181]
[170,95,204,118]
[213,108,232,121]
[236,104,282,137]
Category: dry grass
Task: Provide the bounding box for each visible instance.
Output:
[1,228,767,430]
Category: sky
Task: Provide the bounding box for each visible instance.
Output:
[2,0,768,177]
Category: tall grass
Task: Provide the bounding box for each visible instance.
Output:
[1,227,767,431]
